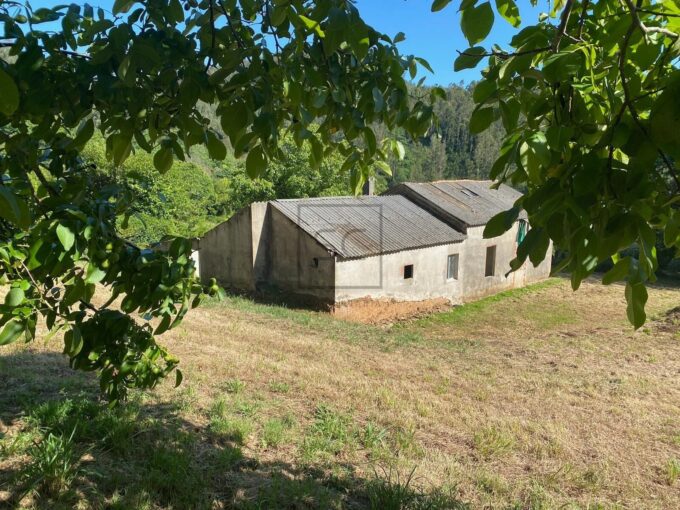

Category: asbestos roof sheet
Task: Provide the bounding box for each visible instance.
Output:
[271,195,465,259]
[388,180,524,228]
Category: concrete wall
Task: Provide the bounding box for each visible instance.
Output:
[335,242,465,303]
[268,207,336,304]
[199,206,256,290]
[459,222,551,301]
[198,202,551,306]
[251,202,270,286]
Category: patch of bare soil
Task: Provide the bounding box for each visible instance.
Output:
[332,297,452,324]
[652,305,680,334]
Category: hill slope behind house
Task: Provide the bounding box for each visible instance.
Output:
[80,84,504,246]
[2,278,680,508]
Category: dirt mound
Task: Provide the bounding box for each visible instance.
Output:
[332,297,452,325]
[652,306,680,334]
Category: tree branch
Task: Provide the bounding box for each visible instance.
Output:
[204,0,216,72]
[623,0,679,39]
[619,0,680,189]
[553,0,575,51]
[0,39,90,59]
[577,0,590,38]
[456,46,551,60]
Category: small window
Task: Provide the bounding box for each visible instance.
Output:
[485,246,496,277]
[403,264,414,279]
[447,254,459,280]
[312,257,319,268]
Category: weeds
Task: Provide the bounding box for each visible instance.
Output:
[475,470,508,495]
[212,445,244,470]
[302,404,355,461]
[473,425,515,459]
[223,378,246,394]
[261,417,293,448]
[268,380,290,393]
[362,422,388,451]
[23,428,79,498]
[666,458,680,485]
[240,472,342,510]
[146,443,206,508]
[210,416,253,444]
[367,464,467,510]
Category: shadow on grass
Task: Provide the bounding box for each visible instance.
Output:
[0,350,466,510]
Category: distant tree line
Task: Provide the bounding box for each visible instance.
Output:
[82,84,503,246]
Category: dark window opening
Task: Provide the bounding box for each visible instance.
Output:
[312,257,319,268]
[485,246,496,277]
[403,264,414,280]
[447,254,459,280]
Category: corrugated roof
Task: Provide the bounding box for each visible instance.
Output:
[271,195,465,259]
[386,180,524,228]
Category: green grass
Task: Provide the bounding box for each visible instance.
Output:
[366,466,468,510]
[222,378,246,394]
[237,472,344,510]
[22,429,79,498]
[205,293,427,348]
[473,425,516,459]
[268,380,291,393]
[475,470,508,496]
[361,422,388,452]
[145,442,206,508]
[301,404,358,462]
[666,458,680,486]
[212,444,244,470]
[4,277,680,509]
[261,416,294,448]
[208,397,253,444]
[412,278,565,327]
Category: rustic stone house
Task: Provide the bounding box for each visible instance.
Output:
[197,180,552,306]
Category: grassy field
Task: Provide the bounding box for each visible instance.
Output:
[1,277,680,509]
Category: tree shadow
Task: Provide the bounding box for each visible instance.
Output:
[0,350,467,509]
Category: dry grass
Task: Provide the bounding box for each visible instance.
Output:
[332,297,452,325]
[2,276,680,509]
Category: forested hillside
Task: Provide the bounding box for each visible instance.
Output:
[84,84,502,245]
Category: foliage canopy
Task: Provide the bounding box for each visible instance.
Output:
[436,0,680,328]
[0,0,438,400]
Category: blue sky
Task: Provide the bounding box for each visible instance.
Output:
[357,0,546,85]
[27,0,547,86]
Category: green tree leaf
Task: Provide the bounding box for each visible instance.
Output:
[495,0,521,27]
[56,224,75,251]
[206,131,227,161]
[246,145,268,178]
[5,288,25,307]
[469,107,495,134]
[625,281,648,330]
[64,326,84,357]
[602,257,631,285]
[0,320,24,346]
[0,69,19,116]
[431,0,453,12]
[112,0,135,14]
[0,187,30,230]
[454,47,487,71]
[461,2,494,46]
[483,207,520,238]
[298,15,325,37]
[153,147,174,173]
